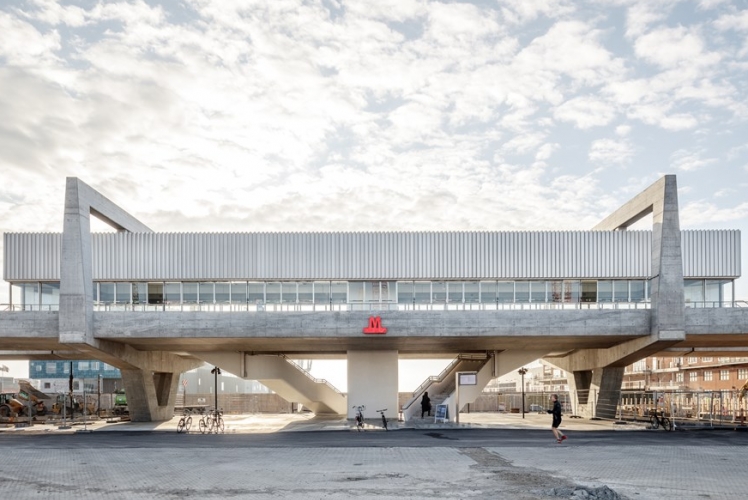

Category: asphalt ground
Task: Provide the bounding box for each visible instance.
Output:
[1,412,747,499]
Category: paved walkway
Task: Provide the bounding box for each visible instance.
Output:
[0,411,650,434]
[3,413,747,499]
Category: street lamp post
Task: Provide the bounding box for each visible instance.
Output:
[211,366,221,412]
[518,368,528,419]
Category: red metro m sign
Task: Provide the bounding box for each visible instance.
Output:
[363,316,387,334]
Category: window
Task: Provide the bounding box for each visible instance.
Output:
[78,361,89,370]
[183,283,198,304]
[720,370,730,381]
[448,282,464,303]
[249,282,265,304]
[480,281,497,303]
[46,363,56,375]
[397,282,413,303]
[676,373,684,382]
[43,382,51,389]
[115,282,131,304]
[214,283,230,303]
[414,282,431,303]
[597,281,612,302]
[298,282,313,303]
[630,280,646,301]
[148,282,164,304]
[91,361,100,371]
[702,357,713,363]
[739,369,748,380]
[231,282,248,304]
[331,282,347,303]
[515,282,530,303]
[580,281,597,303]
[464,282,479,303]
[497,282,514,303]
[530,282,546,303]
[703,371,712,381]
[613,281,628,302]
[266,283,281,303]
[432,282,447,303]
[314,282,330,304]
[688,357,697,364]
[689,372,697,382]
[165,282,181,303]
[99,283,115,304]
[133,283,147,304]
[684,280,704,305]
[199,282,214,304]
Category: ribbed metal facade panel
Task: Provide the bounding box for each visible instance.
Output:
[2,230,740,281]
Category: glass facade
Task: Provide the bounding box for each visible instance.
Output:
[7,278,736,310]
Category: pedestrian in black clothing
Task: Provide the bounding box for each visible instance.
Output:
[421,392,432,418]
[547,394,567,443]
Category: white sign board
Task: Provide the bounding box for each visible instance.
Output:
[458,372,477,385]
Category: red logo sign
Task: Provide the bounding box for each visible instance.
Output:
[363,316,387,334]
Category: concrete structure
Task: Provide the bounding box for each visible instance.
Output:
[2,175,747,421]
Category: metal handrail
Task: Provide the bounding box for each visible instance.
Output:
[401,353,490,411]
[278,354,345,397]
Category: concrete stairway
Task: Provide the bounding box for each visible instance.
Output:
[401,354,493,421]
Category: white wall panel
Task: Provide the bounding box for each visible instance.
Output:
[3,230,741,281]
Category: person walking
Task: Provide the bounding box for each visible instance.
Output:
[420,392,432,418]
[547,394,567,443]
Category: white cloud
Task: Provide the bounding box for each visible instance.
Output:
[498,0,575,25]
[669,149,717,171]
[589,138,633,165]
[615,125,631,136]
[634,26,720,69]
[554,96,618,129]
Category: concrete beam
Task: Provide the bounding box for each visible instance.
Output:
[59,178,151,346]
[595,175,684,341]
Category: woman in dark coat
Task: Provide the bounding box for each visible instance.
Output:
[420,392,432,418]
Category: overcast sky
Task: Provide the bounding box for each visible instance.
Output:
[1,1,748,379]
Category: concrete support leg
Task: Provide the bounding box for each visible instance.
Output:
[347,351,398,420]
[121,369,182,422]
[568,367,624,419]
[592,367,625,420]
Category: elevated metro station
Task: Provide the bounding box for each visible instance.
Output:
[2,175,747,422]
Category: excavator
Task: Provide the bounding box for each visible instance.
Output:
[0,381,50,418]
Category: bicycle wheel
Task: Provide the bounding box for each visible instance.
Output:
[185,416,192,433]
[663,418,672,431]
[177,418,185,434]
[199,418,207,434]
[217,416,225,434]
[650,415,659,429]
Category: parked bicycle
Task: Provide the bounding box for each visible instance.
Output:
[649,410,672,431]
[376,408,388,431]
[176,409,193,434]
[199,408,225,434]
[352,405,365,431]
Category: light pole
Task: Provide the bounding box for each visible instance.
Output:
[518,368,528,419]
[211,366,221,412]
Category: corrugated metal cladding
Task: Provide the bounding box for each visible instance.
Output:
[2,230,741,281]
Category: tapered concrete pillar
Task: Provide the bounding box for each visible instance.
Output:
[347,351,398,420]
[121,369,182,422]
[58,178,201,422]
[568,368,623,419]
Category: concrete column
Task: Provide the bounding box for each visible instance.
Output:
[347,351,398,420]
[567,368,622,419]
[121,369,182,422]
[59,179,94,344]
[648,175,685,340]
[591,367,625,420]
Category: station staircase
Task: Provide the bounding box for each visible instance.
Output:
[401,354,493,422]
[243,355,347,415]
